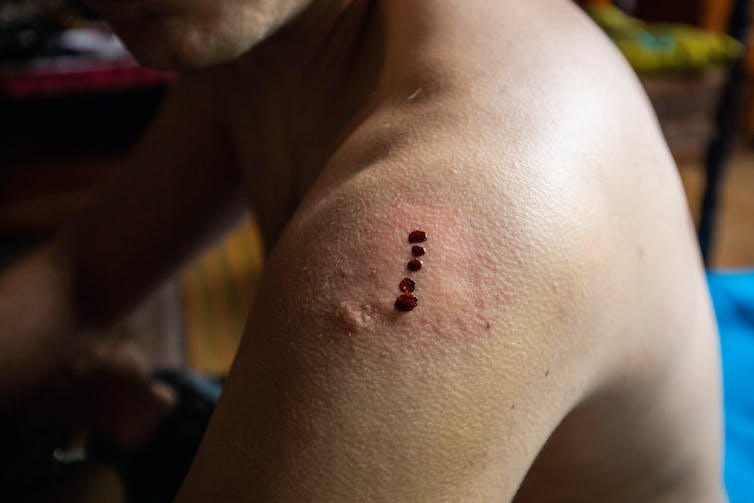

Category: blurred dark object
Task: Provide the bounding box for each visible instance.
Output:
[642,70,726,163]
[635,0,734,33]
[1,9,174,101]
[0,50,173,100]
[0,3,173,263]
[0,86,167,245]
[0,409,75,502]
[0,0,81,61]
[0,0,175,260]
[614,0,638,14]
[636,0,709,26]
[587,5,741,73]
[587,5,738,163]
[0,370,220,502]
[699,0,750,264]
[90,370,221,503]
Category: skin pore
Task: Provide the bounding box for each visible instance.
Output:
[0,0,724,501]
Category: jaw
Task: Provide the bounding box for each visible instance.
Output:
[87,0,314,69]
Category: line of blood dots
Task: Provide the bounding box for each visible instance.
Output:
[394,230,428,312]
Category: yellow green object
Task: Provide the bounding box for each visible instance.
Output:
[587,5,742,73]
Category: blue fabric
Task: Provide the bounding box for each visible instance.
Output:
[708,270,754,502]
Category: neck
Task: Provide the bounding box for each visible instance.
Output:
[240,0,384,169]
[222,0,385,243]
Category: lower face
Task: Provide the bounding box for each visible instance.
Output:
[86,0,312,69]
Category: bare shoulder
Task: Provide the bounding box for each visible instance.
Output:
[176,3,722,500]
[176,127,618,502]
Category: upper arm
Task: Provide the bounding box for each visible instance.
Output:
[176,160,599,501]
[62,72,244,325]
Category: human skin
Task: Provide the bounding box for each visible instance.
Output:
[0,0,724,501]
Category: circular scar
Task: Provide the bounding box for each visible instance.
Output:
[337,301,377,330]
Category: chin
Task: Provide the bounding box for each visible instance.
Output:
[88,0,312,70]
[116,25,255,70]
[108,14,267,70]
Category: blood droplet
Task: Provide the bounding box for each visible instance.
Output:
[407,259,423,271]
[399,277,416,293]
[408,230,428,243]
[395,293,418,311]
[411,245,426,257]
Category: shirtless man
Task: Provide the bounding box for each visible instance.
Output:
[0,0,724,501]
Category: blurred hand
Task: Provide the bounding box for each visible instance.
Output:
[0,249,174,456]
[29,336,175,453]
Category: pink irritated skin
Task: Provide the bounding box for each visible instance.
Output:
[326,208,514,348]
[250,220,401,311]
[233,183,540,375]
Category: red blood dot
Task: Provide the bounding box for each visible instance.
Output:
[399,277,416,293]
[411,245,426,257]
[407,259,423,271]
[408,230,428,243]
[395,293,418,311]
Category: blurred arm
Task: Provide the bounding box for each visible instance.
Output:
[61,73,244,327]
[0,73,242,405]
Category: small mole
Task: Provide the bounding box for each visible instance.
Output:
[407,259,423,272]
[408,230,428,243]
[544,369,550,377]
[395,293,418,311]
[411,245,426,257]
[399,277,416,293]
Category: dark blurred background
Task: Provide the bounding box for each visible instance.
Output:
[1,0,754,500]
